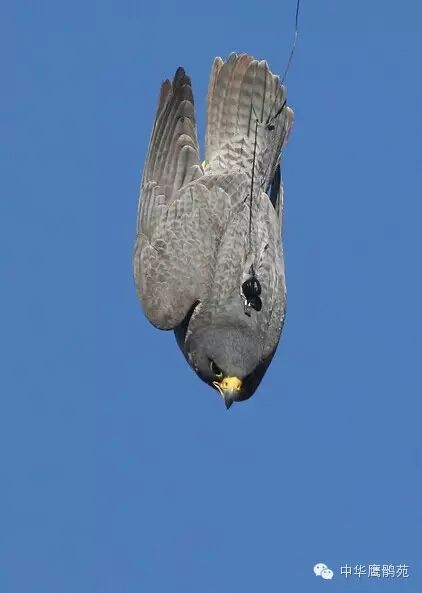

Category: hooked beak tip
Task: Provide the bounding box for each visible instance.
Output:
[212,377,242,409]
[224,397,233,410]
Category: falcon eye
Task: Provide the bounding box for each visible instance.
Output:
[209,360,223,379]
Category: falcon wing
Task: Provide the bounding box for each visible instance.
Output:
[134,68,219,329]
[136,67,202,242]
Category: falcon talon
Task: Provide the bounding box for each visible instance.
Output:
[242,276,262,299]
[243,295,262,314]
[249,295,262,312]
[243,300,252,316]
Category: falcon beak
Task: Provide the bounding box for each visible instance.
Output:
[212,376,242,409]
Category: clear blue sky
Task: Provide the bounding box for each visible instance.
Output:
[1,1,421,592]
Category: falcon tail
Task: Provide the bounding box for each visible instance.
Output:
[205,53,293,190]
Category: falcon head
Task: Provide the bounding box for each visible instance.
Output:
[182,323,271,408]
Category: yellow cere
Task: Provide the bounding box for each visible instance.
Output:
[220,376,242,392]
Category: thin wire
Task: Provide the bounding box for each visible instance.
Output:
[248,118,259,260]
[281,0,301,84]
[266,0,301,126]
[246,0,301,269]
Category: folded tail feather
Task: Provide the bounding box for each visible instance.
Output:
[205,53,293,191]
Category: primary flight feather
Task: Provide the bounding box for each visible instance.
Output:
[133,53,293,407]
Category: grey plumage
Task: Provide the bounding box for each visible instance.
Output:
[133,53,294,406]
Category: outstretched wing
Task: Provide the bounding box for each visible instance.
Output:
[134,68,224,330]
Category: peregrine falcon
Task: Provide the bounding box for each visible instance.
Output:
[133,53,293,408]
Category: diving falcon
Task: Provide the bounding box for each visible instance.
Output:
[133,53,294,408]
